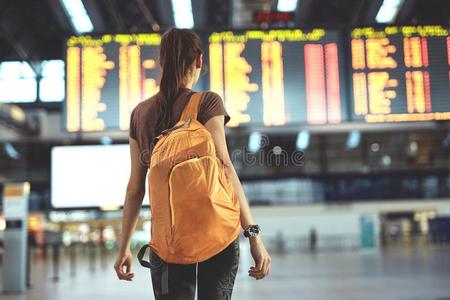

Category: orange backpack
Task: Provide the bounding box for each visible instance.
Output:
[148,92,241,264]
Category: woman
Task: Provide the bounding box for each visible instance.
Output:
[114,28,271,299]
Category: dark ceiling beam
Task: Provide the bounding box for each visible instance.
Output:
[351,0,383,26]
[105,0,127,32]
[0,22,39,74]
[192,0,207,28]
[0,1,64,61]
[46,0,73,34]
[82,0,107,33]
[226,0,232,27]
[396,0,416,24]
[135,0,160,31]
[207,0,231,28]
[0,0,11,19]
[295,0,314,25]
[155,0,175,28]
[0,1,24,61]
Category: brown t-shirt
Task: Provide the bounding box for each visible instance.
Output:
[129,88,230,165]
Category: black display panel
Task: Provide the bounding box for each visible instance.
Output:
[349,25,450,123]
[208,29,348,127]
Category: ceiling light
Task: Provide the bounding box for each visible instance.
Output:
[376,0,404,24]
[277,0,298,12]
[4,143,21,160]
[60,0,94,34]
[346,130,361,149]
[171,0,194,29]
[248,132,262,153]
[370,143,380,152]
[100,136,113,145]
[381,154,392,166]
[296,130,310,150]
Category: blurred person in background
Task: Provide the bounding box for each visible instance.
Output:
[114,28,271,299]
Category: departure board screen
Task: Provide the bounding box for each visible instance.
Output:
[65,34,161,132]
[208,29,348,127]
[350,25,450,122]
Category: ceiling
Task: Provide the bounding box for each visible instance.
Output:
[0,0,448,61]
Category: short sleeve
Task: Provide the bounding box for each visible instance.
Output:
[198,91,231,125]
[129,107,138,139]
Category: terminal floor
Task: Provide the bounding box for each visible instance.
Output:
[1,245,450,300]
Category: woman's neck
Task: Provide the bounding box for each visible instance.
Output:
[183,83,193,90]
[183,75,195,90]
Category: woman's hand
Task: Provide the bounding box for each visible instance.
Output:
[248,236,271,280]
[114,248,135,281]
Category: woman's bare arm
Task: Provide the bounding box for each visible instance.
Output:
[204,117,254,230]
[114,137,147,281]
[205,115,271,279]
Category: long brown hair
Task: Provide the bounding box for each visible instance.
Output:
[157,28,203,133]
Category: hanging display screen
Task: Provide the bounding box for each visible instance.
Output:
[65,34,161,132]
[64,26,450,131]
[51,145,149,208]
[350,25,450,122]
[208,29,348,127]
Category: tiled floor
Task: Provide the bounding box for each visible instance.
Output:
[1,243,450,300]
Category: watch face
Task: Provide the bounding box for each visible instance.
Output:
[248,225,260,236]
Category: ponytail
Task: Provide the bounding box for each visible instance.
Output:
[157,28,203,133]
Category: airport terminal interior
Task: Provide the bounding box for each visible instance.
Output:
[1,0,450,299]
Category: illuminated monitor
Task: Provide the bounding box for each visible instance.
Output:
[349,25,450,123]
[0,61,37,103]
[51,144,149,209]
[208,29,349,127]
[64,33,162,132]
[0,60,64,103]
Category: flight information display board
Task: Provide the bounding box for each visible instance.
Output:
[350,25,450,122]
[65,34,161,132]
[208,29,348,127]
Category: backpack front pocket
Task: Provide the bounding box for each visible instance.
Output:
[168,155,232,257]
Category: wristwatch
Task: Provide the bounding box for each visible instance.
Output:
[243,225,261,238]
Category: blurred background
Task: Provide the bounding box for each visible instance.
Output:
[1,0,450,299]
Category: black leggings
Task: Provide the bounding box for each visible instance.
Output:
[150,238,240,300]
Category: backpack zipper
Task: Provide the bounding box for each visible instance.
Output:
[151,127,208,157]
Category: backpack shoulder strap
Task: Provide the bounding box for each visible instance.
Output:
[179,92,203,122]
[150,92,204,150]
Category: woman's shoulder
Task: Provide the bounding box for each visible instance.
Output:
[197,90,230,125]
[200,90,223,101]
[198,91,225,109]
[131,93,160,119]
